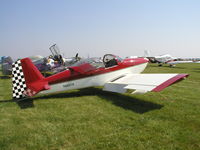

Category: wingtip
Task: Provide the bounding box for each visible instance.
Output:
[152,74,189,92]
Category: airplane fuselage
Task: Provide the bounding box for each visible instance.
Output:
[40,58,148,95]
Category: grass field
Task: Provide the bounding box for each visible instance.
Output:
[0,63,200,150]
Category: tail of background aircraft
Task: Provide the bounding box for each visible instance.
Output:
[144,50,151,57]
[12,58,50,99]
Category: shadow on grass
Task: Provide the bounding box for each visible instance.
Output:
[0,75,11,79]
[191,68,200,73]
[149,65,186,69]
[0,88,163,113]
[0,99,34,109]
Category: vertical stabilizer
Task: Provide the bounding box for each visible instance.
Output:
[12,58,50,99]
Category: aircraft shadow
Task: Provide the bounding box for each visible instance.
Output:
[0,75,11,79]
[150,65,185,69]
[0,99,34,109]
[0,88,163,113]
[192,68,200,73]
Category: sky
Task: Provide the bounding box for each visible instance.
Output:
[0,0,200,59]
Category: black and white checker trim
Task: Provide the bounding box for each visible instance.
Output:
[23,88,36,97]
[12,60,27,99]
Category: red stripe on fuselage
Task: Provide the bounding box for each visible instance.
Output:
[45,58,148,85]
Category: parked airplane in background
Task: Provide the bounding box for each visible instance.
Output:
[167,60,200,66]
[11,54,188,100]
[1,44,82,76]
[1,56,13,75]
[0,56,3,64]
[154,54,177,67]
[154,54,200,67]
[144,50,200,67]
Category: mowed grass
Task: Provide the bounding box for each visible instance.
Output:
[0,63,200,150]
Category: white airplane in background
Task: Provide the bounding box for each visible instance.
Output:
[155,54,200,67]
[167,60,200,66]
[144,50,200,67]
[154,54,177,67]
[143,50,177,66]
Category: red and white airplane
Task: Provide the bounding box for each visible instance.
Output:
[12,54,188,99]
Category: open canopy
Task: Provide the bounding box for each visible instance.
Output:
[71,54,123,69]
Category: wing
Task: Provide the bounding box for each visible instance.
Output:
[103,74,188,94]
[167,61,194,65]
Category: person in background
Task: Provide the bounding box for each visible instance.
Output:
[47,55,55,69]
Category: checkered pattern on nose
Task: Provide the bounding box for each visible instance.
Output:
[12,60,27,99]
